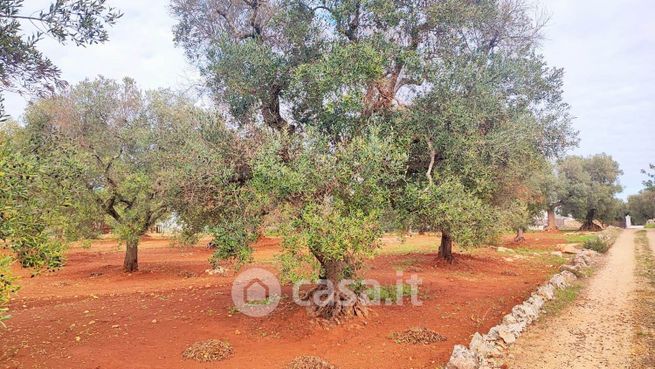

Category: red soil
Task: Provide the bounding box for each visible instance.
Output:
[1,234,565,369]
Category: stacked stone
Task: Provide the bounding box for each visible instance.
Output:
[445,249,599,369]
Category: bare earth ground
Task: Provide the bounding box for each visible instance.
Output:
[507,229,639,369]
[0,233,567,369]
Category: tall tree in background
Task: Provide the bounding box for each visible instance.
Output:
[0,0,122,115]
[558,154,623,231]
[627,190,655,225]
[24,77,206,272]
[643,164,655,191]
[533,162,568,231]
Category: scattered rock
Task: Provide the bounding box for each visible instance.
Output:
[205,266,227,276]
[390,327,447,345]
[559,244,581,254]
[550,251,563,257]
[182,339,233,362]
[285,355,337,369]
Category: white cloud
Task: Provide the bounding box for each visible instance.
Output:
[537,0,655,198]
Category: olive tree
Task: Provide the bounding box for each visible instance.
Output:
[558,154,623,231]
[171,0,578,318]
[252,129,405,318]
[24,77,208,272]
[627,190,655,225]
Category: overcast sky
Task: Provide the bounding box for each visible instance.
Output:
[5,0,654,198]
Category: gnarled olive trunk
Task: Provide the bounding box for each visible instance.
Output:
[123,238,139,272]
[303,259,368,321]
[514,227,526,242]
[544,207,558,231]
[580,208,603,231]
[438,231,454,263]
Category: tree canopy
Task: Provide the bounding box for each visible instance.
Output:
[0,0,122,114]
[23,77,211,271]
[627,190,655,225]
[557,154,623,230]
[168,0,579,318]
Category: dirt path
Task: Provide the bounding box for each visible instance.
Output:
[506,229,637,369]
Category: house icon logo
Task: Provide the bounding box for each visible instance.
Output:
[231,268,281,317]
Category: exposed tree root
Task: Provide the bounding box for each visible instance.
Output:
[579,222,603,231]
[301,283,369,323]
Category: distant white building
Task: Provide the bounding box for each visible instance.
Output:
[152,213,183,234]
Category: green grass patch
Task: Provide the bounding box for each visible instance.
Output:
[542,283,583,316]
[366,283,414,302]
[644,224,655,229]
[505,247,568,265]
[633,230,655,367]
[564,233,597,244]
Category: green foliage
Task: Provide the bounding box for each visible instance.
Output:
[255,129,406,282]
[542,283,582,316]
[643,164,655,191]
[399,180,497,247]
[171,0,579,269]
[365,283,413,302]
[0,256,19,326]
[628,190,655,225]
[558,154,623,224]
[583,237,610,254]
[22,78,217,271]
[0,124,67,270]
[582,227,621,254]
[209,217,259,267]
[645,224,655,229]
[10,237,64,270]
[0,0,122,115]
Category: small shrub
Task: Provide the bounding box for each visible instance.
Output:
[365,283,413,302]
[582,226,621,254]
[583,237,609,253]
